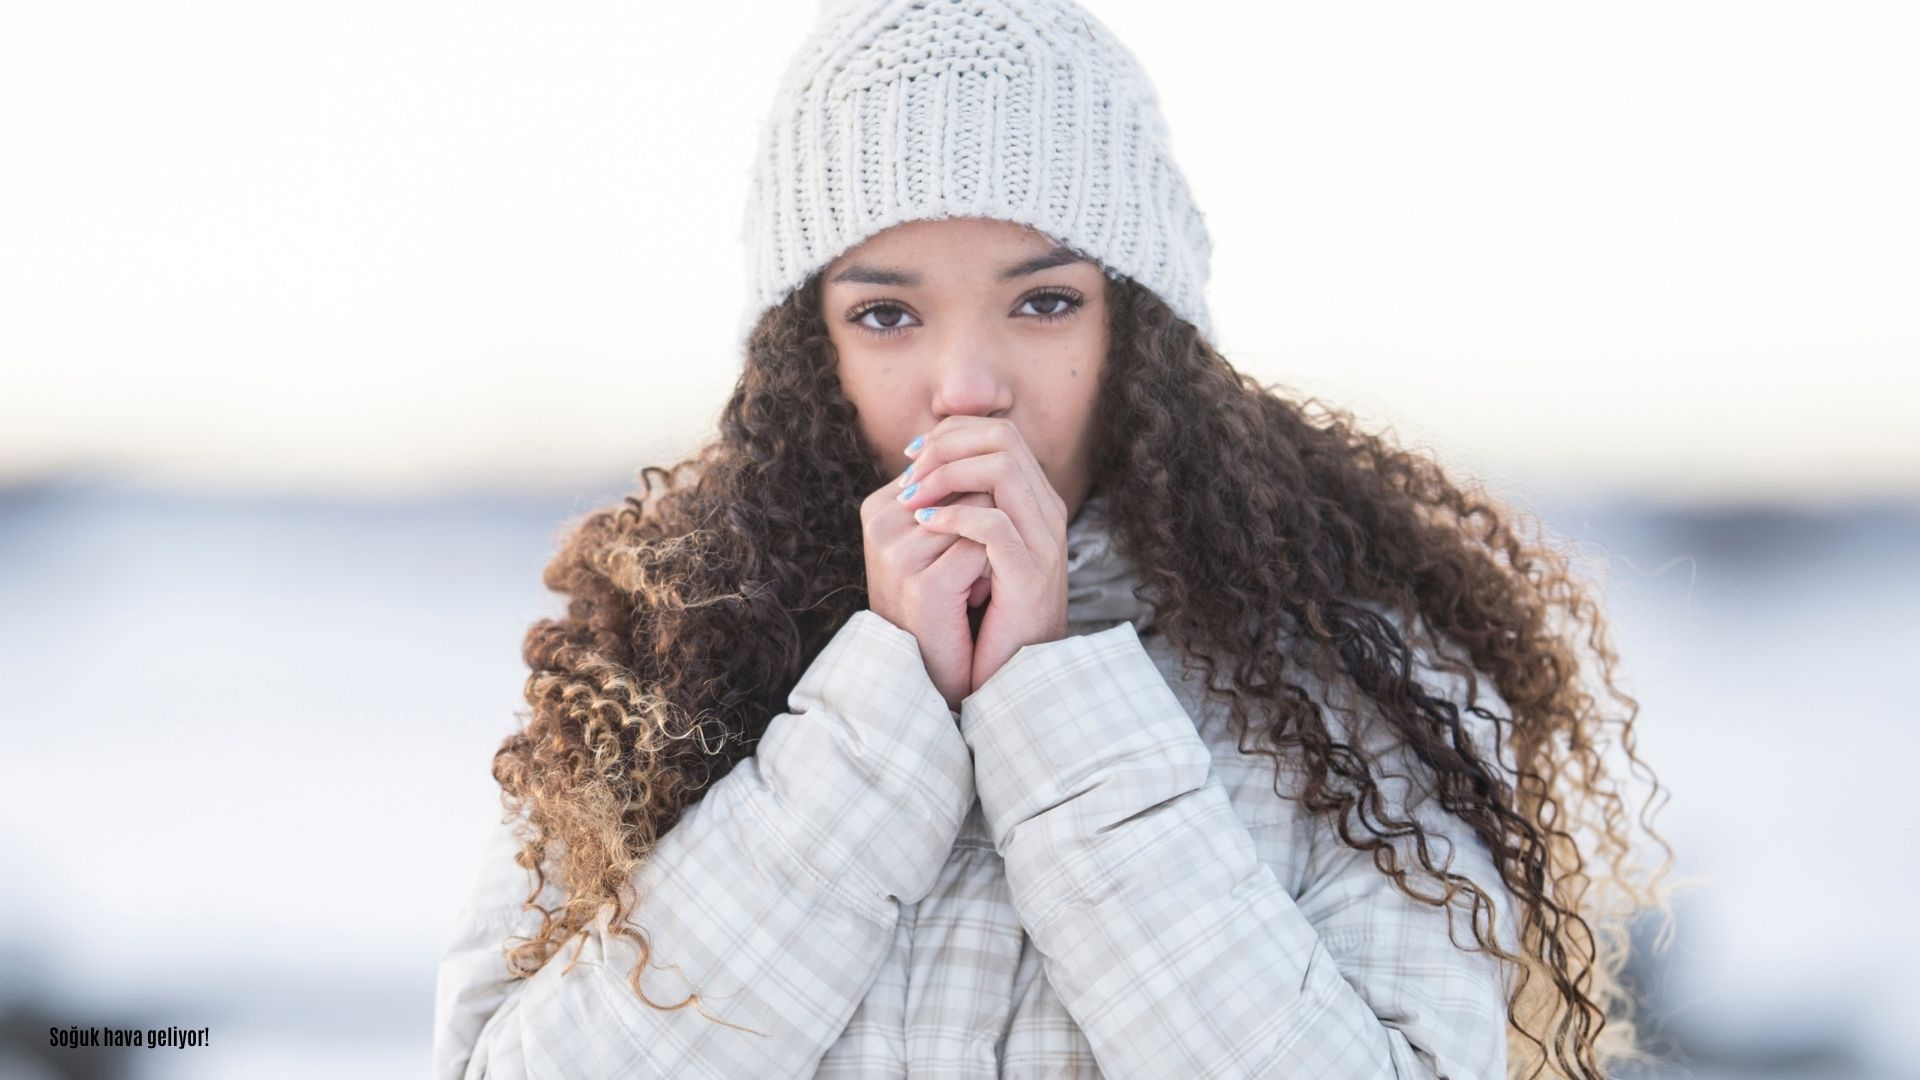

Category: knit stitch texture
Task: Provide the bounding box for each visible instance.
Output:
[736,0,1215,351]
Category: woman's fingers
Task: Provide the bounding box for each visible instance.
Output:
[909,501,1043,585]
[896,450,1057,556]
[925,534,991,604]
[862,483,990,563]
[898,417,1066,547]
[902,417,1054,507]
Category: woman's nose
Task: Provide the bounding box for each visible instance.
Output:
[930,342,1013,419]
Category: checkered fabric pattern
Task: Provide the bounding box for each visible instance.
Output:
[432,495,1521,1078]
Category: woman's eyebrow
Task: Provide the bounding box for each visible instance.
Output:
[827,245,1090,287]
[830,263,920,286]
[997,245,1091,280]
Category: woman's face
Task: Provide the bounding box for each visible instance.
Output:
[821,216,1110,519]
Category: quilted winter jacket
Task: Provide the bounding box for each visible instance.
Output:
[432,492,1523,1079]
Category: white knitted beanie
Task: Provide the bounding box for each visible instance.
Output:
[735,0,1215,352]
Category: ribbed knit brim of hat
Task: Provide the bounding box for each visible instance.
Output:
[735,0,1214,353]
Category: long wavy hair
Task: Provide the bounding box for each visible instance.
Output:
[489,268,1679,1080]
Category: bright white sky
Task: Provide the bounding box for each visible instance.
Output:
[2,1,1914,507]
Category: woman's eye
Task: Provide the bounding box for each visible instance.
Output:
[851,303,918,336]
[846,289,1084,339]
[1017,290,1084,322]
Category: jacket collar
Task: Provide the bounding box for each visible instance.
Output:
[1065,490,1157,634]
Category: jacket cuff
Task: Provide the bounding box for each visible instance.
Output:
[754,608,977,911]
[958,621,1213,909]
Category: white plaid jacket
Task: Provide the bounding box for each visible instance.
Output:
[433,493,1521,1079]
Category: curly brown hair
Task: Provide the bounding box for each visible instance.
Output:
[488,268,1679,1080]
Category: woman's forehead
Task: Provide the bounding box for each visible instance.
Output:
[825,220,1094,289]
[836,217,1064,259]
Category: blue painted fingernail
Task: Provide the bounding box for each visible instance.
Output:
[915,507,936,523]
[897,462,914,487]
[905,434,925,455]
[897,482,919,502]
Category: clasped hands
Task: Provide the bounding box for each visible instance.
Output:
[860,416,1072,715]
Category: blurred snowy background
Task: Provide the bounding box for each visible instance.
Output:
[2,1,1915,1077]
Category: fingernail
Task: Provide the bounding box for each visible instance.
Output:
[904,434,925,456]
[897,462,914,487]
[896,482,919,502]
[915,507,936,523]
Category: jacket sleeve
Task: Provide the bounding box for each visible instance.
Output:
[431,609,976,1080]
[958,620,1518,1080]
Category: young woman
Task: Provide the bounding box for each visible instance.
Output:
[433,2,1675,1078]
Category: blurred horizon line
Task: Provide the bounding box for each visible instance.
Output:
[5,461,1918,523]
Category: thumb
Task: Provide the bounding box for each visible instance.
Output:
[927,537,989,599]
[967,573,992,609]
